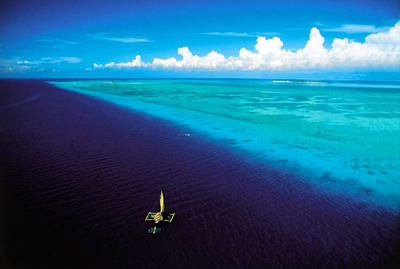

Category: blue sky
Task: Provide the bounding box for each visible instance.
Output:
[0,0,399,79]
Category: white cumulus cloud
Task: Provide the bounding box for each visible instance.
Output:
[92,21,400,71]
[94,55,148,69]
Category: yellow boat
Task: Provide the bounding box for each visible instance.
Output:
[145,191,175,224]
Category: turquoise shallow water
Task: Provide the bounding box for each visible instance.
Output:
[51,79,400,209]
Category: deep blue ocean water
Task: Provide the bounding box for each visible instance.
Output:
[1,79,399,269]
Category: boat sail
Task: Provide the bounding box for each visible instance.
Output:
[160,191,165,213]
[145,190,175,224]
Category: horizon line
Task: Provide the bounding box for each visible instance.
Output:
[1,77,400,82]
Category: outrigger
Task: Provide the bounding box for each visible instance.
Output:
[145,191,175,234]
